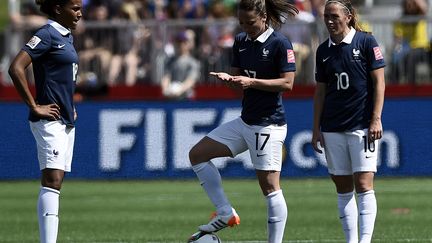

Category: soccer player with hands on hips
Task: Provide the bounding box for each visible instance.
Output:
[312,1,385,243]
[189,0,298,242]
[8,0,82,242]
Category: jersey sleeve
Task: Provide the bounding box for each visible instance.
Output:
[314,44,326,83]
[231,37,240,68]
[22,28,52,60]
[365,34,385,70]
[277,38,296,73]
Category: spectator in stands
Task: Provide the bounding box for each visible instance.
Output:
[166,0,208,19]
[107,2,148,86]
[198,1,236,85]
[161,29,200,99]
[75,4,112,93]
[392,0,430,83]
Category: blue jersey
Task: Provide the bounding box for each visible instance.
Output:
[232,28,296,126]
[22,20,78,126]
[315,29,385,132]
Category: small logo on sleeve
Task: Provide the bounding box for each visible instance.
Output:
[287,49,295,63]
[53,150,59,156]
[373,47,383,60]
[26,36,42,49]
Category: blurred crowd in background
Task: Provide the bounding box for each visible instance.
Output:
[0,0,431,100]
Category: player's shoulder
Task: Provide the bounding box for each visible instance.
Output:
[354,31,377,42]
[33,24,52,39]
[317,38,330,52]
[234,32,248,43]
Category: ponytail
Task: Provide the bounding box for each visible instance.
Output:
[238,0,298,29]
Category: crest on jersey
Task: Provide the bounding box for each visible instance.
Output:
[352,49,360,57]
[287,49,295,63]
[262,48,269,57]
[26,36,42,49]
[373,47,383,60]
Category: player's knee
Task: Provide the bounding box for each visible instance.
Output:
[189,146,202,165]
[41,176,63,191]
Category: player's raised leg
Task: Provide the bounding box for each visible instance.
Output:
[190,136,241,232]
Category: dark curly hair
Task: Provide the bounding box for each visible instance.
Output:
[35,0,70,18]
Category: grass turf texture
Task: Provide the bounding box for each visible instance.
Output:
[1,178,431,242]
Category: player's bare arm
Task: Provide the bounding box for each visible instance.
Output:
[368,67,385,142]
[233,71,294,92]
[9,51,61,120]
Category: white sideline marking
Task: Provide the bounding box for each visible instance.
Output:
[81,239,432,243]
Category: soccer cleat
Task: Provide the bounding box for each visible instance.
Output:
[198,208,240,233]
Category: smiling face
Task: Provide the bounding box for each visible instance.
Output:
[323,2,352,42]
[56,0,83,30]
[238,9,267,40]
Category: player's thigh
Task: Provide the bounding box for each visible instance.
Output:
[189,136,233,164]
[243,123,287,171]
[322,132,352,175]
[190,118,247,164]
[348,129,378,173]
[30,120,74,172]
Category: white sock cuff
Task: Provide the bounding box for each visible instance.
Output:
[358,190,375,197]
[40,187,60,195]
[266,189,283,198]
[191,162,210,173]
[338,191,355,198]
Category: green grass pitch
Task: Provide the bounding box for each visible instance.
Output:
[1,178,431,242]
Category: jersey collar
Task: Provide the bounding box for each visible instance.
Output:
[328,27,356,47]
[48,19,71,36]
[246,26,274,43]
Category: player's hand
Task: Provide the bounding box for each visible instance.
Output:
[210,72,240,89]
[368,117,382,142]
[31,104,60,120]
[209,72,232,81]
[312,130,325,153]
[231,76,254,89]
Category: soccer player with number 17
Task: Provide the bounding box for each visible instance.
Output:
[188,0,299,242]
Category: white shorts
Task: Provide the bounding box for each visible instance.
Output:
[30,120,75,172]
[207,117,287,171]
[322,129,378,175]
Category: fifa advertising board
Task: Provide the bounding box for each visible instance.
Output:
[0,99,431,179]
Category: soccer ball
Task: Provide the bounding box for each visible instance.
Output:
[188,231,221,243]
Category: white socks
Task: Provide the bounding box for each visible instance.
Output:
[358,190,377,243]
[266,190,287,243]
[38,187,60,243]
[337,190,377,243]
[192,162,232,216]
[337,191,358,243]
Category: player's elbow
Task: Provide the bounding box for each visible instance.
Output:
[281,82,294,92]
[8,64,19,80]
